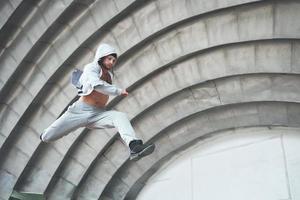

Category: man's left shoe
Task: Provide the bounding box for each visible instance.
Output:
[129,140,155,161]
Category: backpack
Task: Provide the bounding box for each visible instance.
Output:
[71,68,83,89]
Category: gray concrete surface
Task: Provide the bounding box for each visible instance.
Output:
[0,0,300,199]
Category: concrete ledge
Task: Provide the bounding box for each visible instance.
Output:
[10,190,44,200]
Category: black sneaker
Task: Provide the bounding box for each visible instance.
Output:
[129,140,155,161]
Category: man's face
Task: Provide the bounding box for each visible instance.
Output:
[102,55,117,70]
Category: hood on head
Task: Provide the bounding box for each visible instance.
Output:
[94,43,117,62]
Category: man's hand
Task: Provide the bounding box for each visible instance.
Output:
[121,90,129,97]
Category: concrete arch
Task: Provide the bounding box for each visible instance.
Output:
[0,0,40,53]
[0,0,83,94]
[1,0,300,199]
[1,1,297,158]
[28,39,300,199]
[0,38,296,198]
[1,0,273,150]
[4,38,300,198]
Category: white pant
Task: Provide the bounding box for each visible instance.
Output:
[41,100,138,146]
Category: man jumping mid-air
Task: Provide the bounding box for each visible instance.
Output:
[40,43,155,161]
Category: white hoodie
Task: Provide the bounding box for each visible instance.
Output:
[76,44,122,96]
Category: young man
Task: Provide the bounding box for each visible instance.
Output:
[40,43,155,161]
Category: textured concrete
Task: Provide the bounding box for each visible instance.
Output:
[137,127,300,200]
[0,0,300,200]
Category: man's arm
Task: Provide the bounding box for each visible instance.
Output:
[93,84,122,96]
[84,65,123,96]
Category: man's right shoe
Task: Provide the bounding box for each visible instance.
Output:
[129,140,155,161]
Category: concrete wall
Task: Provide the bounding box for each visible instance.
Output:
[137,127,300,200]
[0,0,299,199]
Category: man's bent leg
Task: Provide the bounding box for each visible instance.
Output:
[41,115,77,142]
[41,102,89,142]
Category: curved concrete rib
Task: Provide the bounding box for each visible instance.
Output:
[0,0,39,52]
[0,0,81,94]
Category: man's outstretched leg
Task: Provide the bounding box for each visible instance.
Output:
[88,110,155,160]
